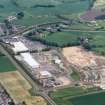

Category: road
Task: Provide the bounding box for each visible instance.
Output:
[0,21,63,39]
[13,21,63,35]
[62,29,105,33]
[38,92,57,105]
[1,20,105,40]
[0,43,57,105]
[16,22,105,37]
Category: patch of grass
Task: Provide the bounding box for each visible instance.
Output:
[0,56,16,72]
[71,70,80,80]
[69,66,80,80]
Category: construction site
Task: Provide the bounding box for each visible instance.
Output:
[1,36,71,88]
[63,46,105,89]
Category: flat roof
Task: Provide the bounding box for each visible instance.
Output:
[40,71,52,77]
[20,53,40,69]
[11,41,28,53]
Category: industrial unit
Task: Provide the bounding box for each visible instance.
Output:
[20,52,40,69]
[11,41,29,54]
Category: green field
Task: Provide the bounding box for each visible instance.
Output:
[50,87,85,105]
[30,31,105,54]
[68,22,104,31]
[50,87,103,105]
[0,0,90,25]
[70,92,105,105]
[40,31,81,45]
[50,87,86,98]
[0,56,16,72]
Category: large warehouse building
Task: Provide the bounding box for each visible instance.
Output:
[20,52,40,69]
[11,41,28,54]
[8,41,40,69]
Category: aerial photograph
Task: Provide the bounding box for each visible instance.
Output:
[1,0,105,105]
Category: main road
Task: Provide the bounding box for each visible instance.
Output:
[1,20,105,40]
[0,43,57,105]
[14,22,105,36]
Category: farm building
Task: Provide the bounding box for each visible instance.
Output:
[20,52,40,69]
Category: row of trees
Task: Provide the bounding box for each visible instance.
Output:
[83,43,105,55]
[27,36,80,48]
[27,35,105,56]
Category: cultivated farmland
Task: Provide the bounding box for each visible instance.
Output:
[0,56,16,72]
[0,71,47,105]
[70,92,105,105]
[0,0,90,25]
[50,86,103,105]
[32,31,105,54]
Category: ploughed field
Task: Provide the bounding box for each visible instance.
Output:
[0,0,90,25]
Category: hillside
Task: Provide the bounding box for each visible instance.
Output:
[0,0,90,25]
[94,0,105,9]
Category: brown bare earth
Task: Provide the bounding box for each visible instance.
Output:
[0,71,47,105]
[63,46,105,68]
[57,77,71,86]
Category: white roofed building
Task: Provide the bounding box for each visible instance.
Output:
[39,71,52,78]
[11,41,28,54]
[20,52,40,69]
[7,16,17,21]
